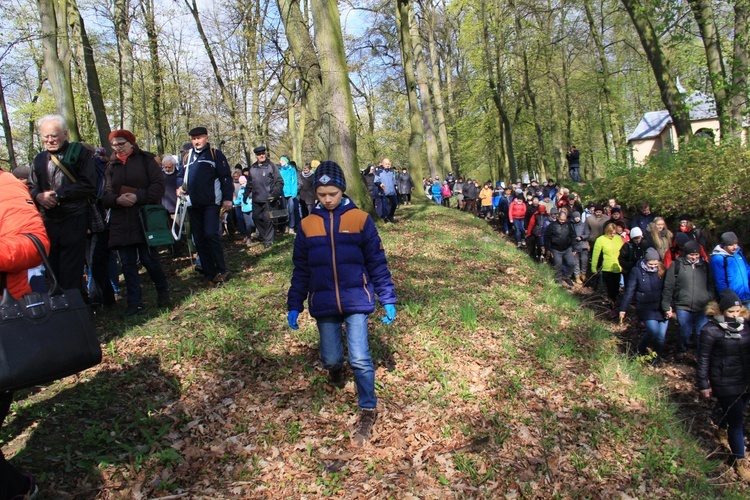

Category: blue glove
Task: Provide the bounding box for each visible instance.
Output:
[287,310,300,330]
[381,304,397,324]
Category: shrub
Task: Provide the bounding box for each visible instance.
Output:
[592,142,750,246]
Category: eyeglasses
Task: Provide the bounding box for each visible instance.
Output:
[111,141,128,148]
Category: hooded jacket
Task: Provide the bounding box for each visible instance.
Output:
[619,261,665,321]
[280,164,299,198]
[287,197,396,317]
[711,245,750,301]
[697,303,750,396]
[661,255,714,313]
[0,172,50,298]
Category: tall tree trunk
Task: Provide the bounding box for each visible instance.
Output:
[141,0,164,154]
[480,0,517,181]
[583,0,624,161]
[0,77,18,171]
[70,0,111,151]
[113,0,134,130]
[509,0,548,175]
[425,0,452,176]
[730,0,749,138]
[396,0,425,189]
[621,0,692,142]
[276,0,323,145]
[688,0,729,139]
[36,0,80,140]
[409,6,440,177]
[310,0,360,197]
[185,0,252,163]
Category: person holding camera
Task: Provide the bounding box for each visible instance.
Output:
[566,145,581,183]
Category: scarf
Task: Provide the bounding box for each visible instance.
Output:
[116,151,133,163]
[301,170,313,178]
[712,315,745,338]
[639,260,658,273]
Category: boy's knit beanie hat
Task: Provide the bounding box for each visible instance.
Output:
[313,161,346,192]
[630,227,643,238]
[675,232,690,247]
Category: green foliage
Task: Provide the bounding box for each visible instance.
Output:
[595,142,750,242]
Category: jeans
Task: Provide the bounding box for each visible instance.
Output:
[285,196,299,230]
[675,309,708,354]
[570,166,581,182]
[717,393,750,458]
[116,244,168,307]
[317,314,377,410]
[573,249,589,278]
[551,248,576,282]
[433,194,442,205]
[513,219,525,243]
[234,206,246,235]
[637,319,669,361]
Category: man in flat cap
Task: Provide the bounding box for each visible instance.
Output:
[244,145,284,247]
[182,126,234,285]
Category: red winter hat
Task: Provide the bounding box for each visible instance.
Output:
[108,129,136,145]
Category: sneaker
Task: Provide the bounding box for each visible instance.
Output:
[123,304,147,317]
[157,290,170,307]
[735,458,750,482]
[352,409,377,446]
[327,369,346,389]
[263,242,273,248]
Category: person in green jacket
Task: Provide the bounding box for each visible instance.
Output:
[591,222,625,315]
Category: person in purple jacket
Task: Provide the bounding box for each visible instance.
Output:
[286,161,397,446]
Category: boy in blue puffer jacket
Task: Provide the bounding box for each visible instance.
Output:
[287,161,397,446]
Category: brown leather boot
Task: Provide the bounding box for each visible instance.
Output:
[735,458,750,482]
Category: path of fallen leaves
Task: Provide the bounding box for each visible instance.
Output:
[5,208,746,498]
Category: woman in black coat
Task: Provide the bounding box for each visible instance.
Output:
[102,130,169,316]
[697,289,750,481]
[619,247,668,363]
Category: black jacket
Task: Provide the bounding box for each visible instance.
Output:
[246,159,283,203]
[697,315,750,397]
[183,145,233,207]
[30,141,96,220]
[619,239,649,275]
[544,221,576,252]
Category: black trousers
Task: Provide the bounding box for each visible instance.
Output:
[188,205,226,278]
[45,214,88,293]
[90,230,116,306]
[0,392,28,498]
[252,201,275,245]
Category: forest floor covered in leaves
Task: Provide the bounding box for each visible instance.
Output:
[2,200,749,498]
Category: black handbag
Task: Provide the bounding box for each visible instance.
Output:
[0,234,102,392]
